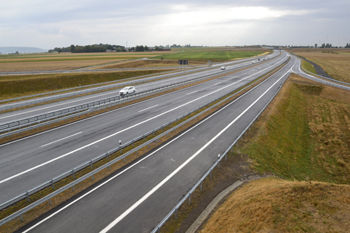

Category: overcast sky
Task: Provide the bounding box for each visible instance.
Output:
[1,0,349,49]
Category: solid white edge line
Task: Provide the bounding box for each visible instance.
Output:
[99,64,292,233]
[40,132,82,148]
[1,54,288,184]
[138,105,158,113]
[22,56,291,233]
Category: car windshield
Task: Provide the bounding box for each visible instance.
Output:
[121,87,129,91]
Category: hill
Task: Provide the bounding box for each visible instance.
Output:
[0,47,47,54]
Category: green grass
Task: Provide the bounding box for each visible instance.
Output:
[239,74,350,184]
[240,81,316,181]
[154,51,267,61]
[301,60,317,74]
[0,70,171,99]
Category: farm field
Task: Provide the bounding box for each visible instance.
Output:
[96,59,207,69]
[0,48,268,71]
[154,50,270,61]
[293,49,350,83]
[199,73,350,232]
[0,51,172,72]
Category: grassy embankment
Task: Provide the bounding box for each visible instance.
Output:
[300,58,317,74]
[200,73,350,232]
[294,50,350,83]
[0,70,173,100]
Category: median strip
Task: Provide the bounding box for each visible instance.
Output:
[0,57,289,233]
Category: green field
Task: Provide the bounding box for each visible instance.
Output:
[154,50,268,61]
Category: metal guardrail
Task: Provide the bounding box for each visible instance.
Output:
[150,61,291,233]
[0,68,202,112]
[0,55,287,226]
[0,66,241,136]
[296,58,350,91]
[0,53,283,135]
[0,52,279,112]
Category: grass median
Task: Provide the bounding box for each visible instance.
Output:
[0,58,289,233]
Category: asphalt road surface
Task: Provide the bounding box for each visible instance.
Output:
[16,53,296,233]
[0,51,279,126]
[0,52,287,205]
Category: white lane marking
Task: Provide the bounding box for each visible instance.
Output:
[99,68,292,233]
[40,132,82,148]
[0,56,287,184]
[138,105,158,113]
[22,61,291,233]
[0,84,200,149]
[0,68,231,121]
[214,82,222,85]
[186,90,198,95]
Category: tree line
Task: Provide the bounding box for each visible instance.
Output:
[49,43,126,53]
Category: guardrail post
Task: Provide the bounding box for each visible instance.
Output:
[210,171,212,179]
[20,214,23,222]
[157,227,160,233]
[143,135,145,142]
[90,160,93,170]
[132,140,134,148]
[49,198,51,205]
[72,169,75,179]
[175,208,178,220]
[189,193,191,205]
[72,186,74,192]
[51,179,55,190]
[26,191,30,203]
[200,181,203,191]
[153,130,155,136]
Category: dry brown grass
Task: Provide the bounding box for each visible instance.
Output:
[294,51,350,83]
[0,59,125,72]
[200,177,350,233]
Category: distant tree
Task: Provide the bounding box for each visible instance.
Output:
[315,43,317,48]
[155,46,160,51]
[145,45,148,51]
[57,48,62,53]
[15,51,19,54]
[70,45,75,53]
[345,43,350,48]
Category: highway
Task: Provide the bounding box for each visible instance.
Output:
[16,53,296,233]
[0,52,279,126]
[0,52,276,115]
[0,51,287,206]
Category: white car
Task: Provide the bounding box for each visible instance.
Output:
[119,86,136,96]
[220,66,226,70]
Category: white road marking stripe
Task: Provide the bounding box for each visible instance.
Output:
[22,58,291,233]
[214,82,222,85]
[40,132,82,148]
[99,66,292,233]
[186,90,198,95]
[138,105,158,112]
[0,56,287,185]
